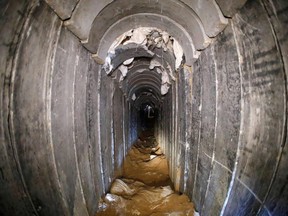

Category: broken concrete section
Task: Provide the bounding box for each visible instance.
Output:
[104,28,184,96]
[103,43,155,75]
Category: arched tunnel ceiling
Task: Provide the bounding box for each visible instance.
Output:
[86,0,211,52]
[118,59,162,100]
[105,30,178,98]
[44,0,248,113]
[96,13,200,63]
[45,0,247,63]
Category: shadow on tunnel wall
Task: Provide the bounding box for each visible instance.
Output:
[0,0,288,215]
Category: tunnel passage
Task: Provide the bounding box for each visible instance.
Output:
[102,27,184,147]
[1,0,288,216]
[139,103,158,131]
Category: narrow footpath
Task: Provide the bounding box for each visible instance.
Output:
[95,131,195,216]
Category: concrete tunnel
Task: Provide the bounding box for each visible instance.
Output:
[0,0,288,215]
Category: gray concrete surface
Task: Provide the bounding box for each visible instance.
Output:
[0,0,287,215]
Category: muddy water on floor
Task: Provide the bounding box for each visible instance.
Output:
[95,134,195,216]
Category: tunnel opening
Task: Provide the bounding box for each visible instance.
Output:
[139,102,158,134]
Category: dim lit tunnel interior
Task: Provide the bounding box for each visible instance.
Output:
[0,0,288,215]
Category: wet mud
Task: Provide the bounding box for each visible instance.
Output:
[95,132,195,216]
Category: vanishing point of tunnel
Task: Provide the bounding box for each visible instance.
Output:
[0,0,288,215]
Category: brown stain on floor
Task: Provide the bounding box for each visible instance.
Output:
[95,132,195,216]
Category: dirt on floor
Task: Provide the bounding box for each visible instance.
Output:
[95,133,195,216]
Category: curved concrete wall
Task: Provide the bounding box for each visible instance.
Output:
[0,1,128,215]
[0,0,287,216]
